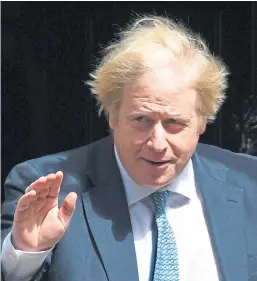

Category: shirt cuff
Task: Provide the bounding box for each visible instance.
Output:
[1,231,53,281]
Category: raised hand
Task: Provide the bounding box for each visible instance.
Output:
[12,171,77,252]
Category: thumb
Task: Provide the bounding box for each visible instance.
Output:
[58,192,77,229]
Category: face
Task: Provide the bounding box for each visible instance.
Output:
[109,65,206,188]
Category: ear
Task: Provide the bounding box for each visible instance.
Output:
[108,110,117,130]
[109,117,114,130]
[199,120,207,135]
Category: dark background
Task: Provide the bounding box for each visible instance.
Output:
[2,2,257,199]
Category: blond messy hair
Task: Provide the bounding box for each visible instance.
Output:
[87,14,229,123]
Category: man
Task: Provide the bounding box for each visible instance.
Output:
[1,15,257,281]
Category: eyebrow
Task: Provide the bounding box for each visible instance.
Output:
[127,110,191,123]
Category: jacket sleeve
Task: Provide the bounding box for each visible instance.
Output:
[1,161,53,281]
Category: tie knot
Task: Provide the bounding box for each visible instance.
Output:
[151,190,171,215]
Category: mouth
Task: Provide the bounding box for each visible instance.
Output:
[143,159,172,166]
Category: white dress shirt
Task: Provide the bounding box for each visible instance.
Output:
[1,147,220,281]
[115,148,220,281]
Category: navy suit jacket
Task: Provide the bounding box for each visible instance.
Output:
[2,136,257,281]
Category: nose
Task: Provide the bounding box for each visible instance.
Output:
[147,122,168,152]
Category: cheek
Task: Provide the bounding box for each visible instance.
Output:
[167,129,199,153]
[169,129,197,143]
[115,127,141,153]
[124,125,149,147]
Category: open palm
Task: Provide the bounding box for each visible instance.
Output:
[12,171,77,252]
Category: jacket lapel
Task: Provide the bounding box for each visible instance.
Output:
[193,147,247,281]
[80,137,247,281]
[81,136,139,281]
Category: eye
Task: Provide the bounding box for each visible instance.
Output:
[165,118,180,124]
[163,118,186,128]
[135,116,149,122]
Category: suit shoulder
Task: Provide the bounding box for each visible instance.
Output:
[15,136,112,175]
[196,142,257,177]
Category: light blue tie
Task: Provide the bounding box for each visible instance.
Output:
[151,190,179,281]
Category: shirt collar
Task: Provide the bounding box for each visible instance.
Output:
[114,146,196,207]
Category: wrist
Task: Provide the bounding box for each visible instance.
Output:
[11,233,52,252]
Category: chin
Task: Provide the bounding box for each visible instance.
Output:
[143,175,173,189]
[134,165,175,188]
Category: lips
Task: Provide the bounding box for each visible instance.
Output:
[144,159,171,165]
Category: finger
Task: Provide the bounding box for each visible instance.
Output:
[31,197,47,212]
[25,177,47,193]
[38,189,49,198]
[48,171,64,198]
[16,190,38,211]
[25,173,56,198]
[38,173,56,197]
[58,192,77,229]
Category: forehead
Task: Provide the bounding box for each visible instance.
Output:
[122,66,198,112]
